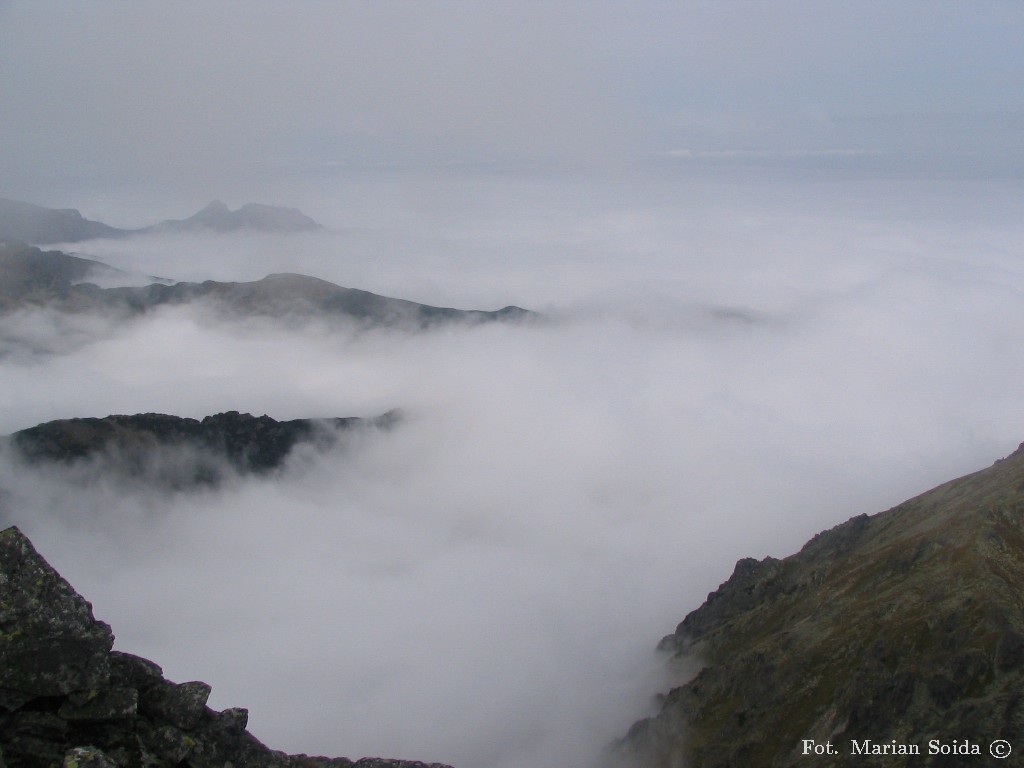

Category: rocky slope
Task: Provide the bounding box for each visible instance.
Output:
[5,411,397,489]
[620,444,1024,767]
[0,243,529,328]
[0,526,452,768]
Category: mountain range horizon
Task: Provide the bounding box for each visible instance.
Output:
[0,197,323,245]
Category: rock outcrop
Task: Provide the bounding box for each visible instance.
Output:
[621,444,1024,767]
[0,243,531,329]
[0,526,453,768]
[6,411,397,489]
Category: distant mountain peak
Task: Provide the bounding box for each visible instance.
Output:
[197,199,230,215]
[185,199,235,229]
[0,197,124,244]
[152,200,322,234]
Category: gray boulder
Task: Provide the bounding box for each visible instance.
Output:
[0,528,113,702]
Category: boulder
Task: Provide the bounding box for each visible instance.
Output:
[0,528,113,701]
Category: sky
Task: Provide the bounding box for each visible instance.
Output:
[2,1,1024,213]
[2,3,1024,768]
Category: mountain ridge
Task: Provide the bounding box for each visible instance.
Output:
[137,200,321,235]
[4,410,399,490]
[0,242,531,329]
[620,442,1024,767]
[0,198,321,244]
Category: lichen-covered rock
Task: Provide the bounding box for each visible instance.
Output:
[139,679,211,730]
[57,687,138,722]
[62,746,117,768]
[108,651,162,690]
[0,525,455,768]
[0,527,113,699]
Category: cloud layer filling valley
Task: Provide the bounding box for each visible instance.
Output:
[2,172,1024,768]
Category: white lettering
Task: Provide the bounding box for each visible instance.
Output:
[928,740,981,755]
[802,740,837,755]
[850,740,919,755]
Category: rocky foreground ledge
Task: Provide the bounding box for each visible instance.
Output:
[0,526,452,768]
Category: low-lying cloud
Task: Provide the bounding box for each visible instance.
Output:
[2,169,1024,768]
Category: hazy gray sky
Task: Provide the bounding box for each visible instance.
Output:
[2,1,1023,205]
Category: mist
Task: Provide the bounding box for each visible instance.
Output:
[1,1,1023,762]
[2,166,1024,767]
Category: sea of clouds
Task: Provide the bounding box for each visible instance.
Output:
[2,165,1024,768]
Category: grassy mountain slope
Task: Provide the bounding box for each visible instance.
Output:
[623,443,1024,767]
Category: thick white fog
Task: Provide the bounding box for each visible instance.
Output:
[2,168,1024,767]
